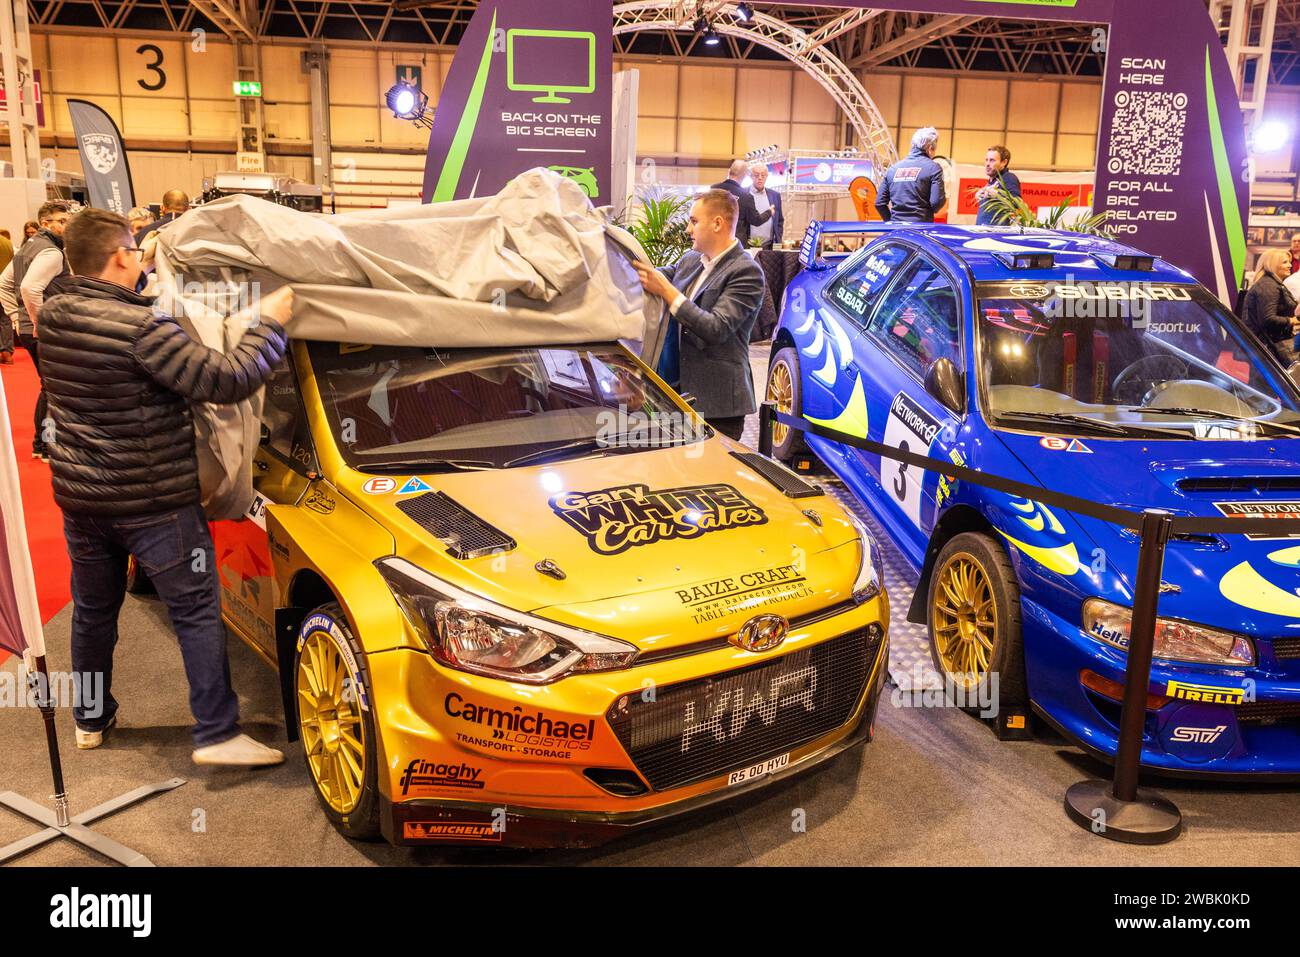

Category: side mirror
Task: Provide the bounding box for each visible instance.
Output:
[924,358,966,416]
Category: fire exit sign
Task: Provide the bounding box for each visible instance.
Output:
[232,81,262,97]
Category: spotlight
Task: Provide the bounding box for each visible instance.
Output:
[703,25,721,45]
[734,2,753,22]
[385,82,431,128]
[1254,120,1291,153]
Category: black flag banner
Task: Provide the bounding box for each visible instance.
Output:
[67,98,136,215]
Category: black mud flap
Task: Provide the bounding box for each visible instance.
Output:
[275,606,310,742]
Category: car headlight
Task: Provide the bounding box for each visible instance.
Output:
[375,557,639,684]
[843,511,882,603]
[1081,598,1254,666]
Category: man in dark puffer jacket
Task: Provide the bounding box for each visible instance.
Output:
[40,207,293,766]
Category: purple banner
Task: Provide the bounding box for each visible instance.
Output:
[777,0,1248,297]
[1093,0,1250,301]
[421,0,613,204]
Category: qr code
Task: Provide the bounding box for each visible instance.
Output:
[1105,90,1188,177]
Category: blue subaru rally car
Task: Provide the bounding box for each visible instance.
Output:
[766,221,1300,777]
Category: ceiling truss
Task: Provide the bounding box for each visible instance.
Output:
[17,0,1300,83]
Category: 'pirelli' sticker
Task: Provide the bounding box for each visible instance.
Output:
[1165,680,1245,706]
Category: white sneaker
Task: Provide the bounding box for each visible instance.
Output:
[75,715,117,750]
[192,733,285,767]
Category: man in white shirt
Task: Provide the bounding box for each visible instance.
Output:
[633,189,766,440]
[741,162,783,249]
[0,200,72,460]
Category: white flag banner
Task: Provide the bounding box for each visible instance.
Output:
[0,372,47,661]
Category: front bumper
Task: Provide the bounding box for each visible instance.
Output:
[370,596,890,848]
[1024,596,1300,779]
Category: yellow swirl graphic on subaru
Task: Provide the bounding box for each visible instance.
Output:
[996,497,1079,576]
[1268,545,1300,567]
[1219,546,1300,618]
[550,483,768,555]
[805,374,870,439]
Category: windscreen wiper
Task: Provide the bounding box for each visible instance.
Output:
[1124,407,1300,437]
[996,410,1187,439]
[502,439,617,469]
[995,410,1130,435]
[355,458,491,474]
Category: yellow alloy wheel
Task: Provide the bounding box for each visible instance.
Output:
[297,629,366,814]
[931,552,998,689]
[766,358,794,448]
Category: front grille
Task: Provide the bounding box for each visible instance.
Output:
[608,629,877,791]
[1177,476,1300,493]
[1271,638,1300,661]
[1235,700,1300,725]
[731,451,823,499]
[394,491,516,560]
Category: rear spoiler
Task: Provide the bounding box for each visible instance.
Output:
[799,220,901,271]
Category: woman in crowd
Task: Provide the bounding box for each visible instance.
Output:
[1244,248,1300,365]
[21,220,39,244]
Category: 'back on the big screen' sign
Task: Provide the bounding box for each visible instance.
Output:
[421,0,613,206]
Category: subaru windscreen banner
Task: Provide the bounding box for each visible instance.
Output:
[756,0,1252,300]
[67,99,136,216]
[422,0,612,205]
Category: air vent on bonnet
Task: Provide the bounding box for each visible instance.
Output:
[730,451,823,499]
[394,492,516,560]
[1177,477,1300,493]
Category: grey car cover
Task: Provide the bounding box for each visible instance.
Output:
[150,168,659,519]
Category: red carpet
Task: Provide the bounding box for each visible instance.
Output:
[1,348,71,634]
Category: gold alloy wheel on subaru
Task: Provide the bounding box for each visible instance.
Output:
[766,358,794,448]
[931,552,997,689]
[297,629,366,814]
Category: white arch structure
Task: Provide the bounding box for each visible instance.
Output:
[612,1,898,178]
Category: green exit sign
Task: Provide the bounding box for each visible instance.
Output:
[232,81,262,97]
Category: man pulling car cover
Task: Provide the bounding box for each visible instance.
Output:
[39,207,293,766]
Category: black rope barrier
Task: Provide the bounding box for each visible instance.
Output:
[758,401,1300,844]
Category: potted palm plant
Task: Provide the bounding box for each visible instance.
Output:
[976,176,1112,235]
[626,189,693,268]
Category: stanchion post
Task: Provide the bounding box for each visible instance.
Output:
[758,400,775,458]
[1064,508,1181,844]
[1112,509,1173,802]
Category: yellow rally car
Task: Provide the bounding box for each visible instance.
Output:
[211,338,890,847]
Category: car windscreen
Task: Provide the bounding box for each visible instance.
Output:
[306,342,705,471]
[976,280,1300,440]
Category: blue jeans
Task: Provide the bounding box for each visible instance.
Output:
[63,504,241,747]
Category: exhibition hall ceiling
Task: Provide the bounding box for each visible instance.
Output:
[25,0,1300,84]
